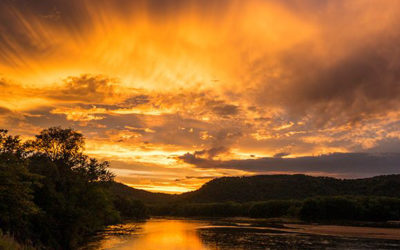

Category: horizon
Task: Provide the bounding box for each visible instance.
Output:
[125,171,400,194]
[1,0,400,193]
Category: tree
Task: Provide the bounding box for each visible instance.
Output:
[25,127,118,248]
[0,130,39,240]
[31,127,84,162]
[0,127,149,249]
[27,127,114,182]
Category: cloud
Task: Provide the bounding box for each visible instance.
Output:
[196,146,229,159]
[178,146,229,164]
[185,176,215,180]
[0,106,11,115]
[273,152,290,158]
[122,95,150,106]
[50,106,106,122]
[179,152,400,177]
[211,104,239,117]
[47,74,117,103]
[2,0,400,191]
[281,37,400,126]
[245,1,400,128]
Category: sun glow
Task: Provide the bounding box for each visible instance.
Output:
[1,0,315,92]
[2,0,400,192]
[126,184,193,194]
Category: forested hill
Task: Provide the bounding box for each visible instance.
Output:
[116,174,400,204]
[110,182,175,204]
[178,174,400,203]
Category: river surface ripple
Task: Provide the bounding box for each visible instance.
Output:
[84,218,400,249]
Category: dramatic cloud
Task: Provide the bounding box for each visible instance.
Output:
[1,0,400,192]
[48,75,118,103]
[257,34,400,127]
[179,152,400,178]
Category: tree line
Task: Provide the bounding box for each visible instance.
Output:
[180,174,400,203]
[149,196,400,221]
[0,127,147,249]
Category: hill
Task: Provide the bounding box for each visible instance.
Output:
[110,182,175,204]
[112,174,400,219]
[179,174,400,203]
[114,174,400,204]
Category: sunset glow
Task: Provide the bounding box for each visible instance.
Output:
[2,0,400,193]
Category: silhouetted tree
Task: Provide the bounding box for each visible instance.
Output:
[0,127,148,249]
[25,127,119,248]
[0,130,39,240]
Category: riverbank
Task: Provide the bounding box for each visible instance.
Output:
[283,223,400,240]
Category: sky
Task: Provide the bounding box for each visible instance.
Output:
[1,0,400,193]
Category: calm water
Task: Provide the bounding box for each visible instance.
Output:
[85,218,400,249]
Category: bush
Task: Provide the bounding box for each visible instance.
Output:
[0,230,35,250]
[358,197,400,221]
[249,200,297,218]
[114,196,148,219]
[299,196,400,221]
[300,197,358,221]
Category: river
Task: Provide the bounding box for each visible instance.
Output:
[84,218,400,249]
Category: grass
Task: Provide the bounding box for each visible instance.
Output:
[0,231,35,250]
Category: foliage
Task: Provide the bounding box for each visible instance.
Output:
[0,127,147,249]
[180,174,400,203]
[113,195,148,219]
[0,230,35,250]
[116,173,400,221]
[148,196,400,222]
[0,130,39,240]
[300,196,400,222]
[249,200,301,218]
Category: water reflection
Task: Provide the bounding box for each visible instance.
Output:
[95,219,210,250]
[90,218,400,250]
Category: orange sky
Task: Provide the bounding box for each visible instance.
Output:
[1,0,400,193]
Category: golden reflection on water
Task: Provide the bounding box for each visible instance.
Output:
[99,219,209,250]
[93,218,400,249]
